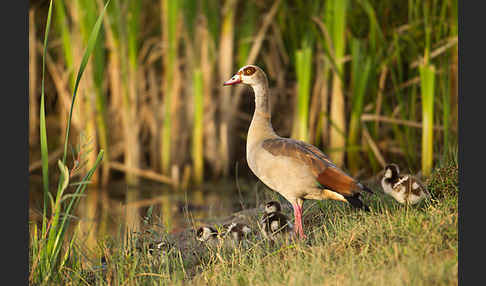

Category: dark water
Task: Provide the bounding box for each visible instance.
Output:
[29,177,266,251]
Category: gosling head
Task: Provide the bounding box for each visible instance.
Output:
[223,65,267,87]
[264,201,282,214]
[196,226,218,242]
[384,164,400,180]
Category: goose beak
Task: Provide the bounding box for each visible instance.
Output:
[223,74,242,86]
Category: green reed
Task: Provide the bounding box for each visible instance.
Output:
[282,1,318,143]
[347,39,371,173]
[237,1,257,68]
[161,0,180,175]
[30,0,459,185]
[326,0,348,166]
[54,0,75,90]
[420,63,435,177]
[192,68,204,184]
[78,0,110,185]
[31,1,108,283]
[294,46,313,142]
[126,0,142,184]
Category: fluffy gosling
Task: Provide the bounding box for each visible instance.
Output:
[260,201,293,240]
[381,164,430,205]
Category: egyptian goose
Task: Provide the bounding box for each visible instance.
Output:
[381,164,430,205]
[224,65,373,239]
[260,201,293,240]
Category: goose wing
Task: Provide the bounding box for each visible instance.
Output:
[261,138,371,196]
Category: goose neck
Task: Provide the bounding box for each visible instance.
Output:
[247,82,277,145]
[252,82,271,117]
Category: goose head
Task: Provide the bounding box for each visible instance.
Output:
[384,164,400,180]
[223,65,267,87]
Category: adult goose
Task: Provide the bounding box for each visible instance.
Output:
[224,65,373,238]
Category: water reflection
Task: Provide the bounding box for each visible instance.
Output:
[125,187,141,233]
[29,179,260,253]
[78,187,99,250]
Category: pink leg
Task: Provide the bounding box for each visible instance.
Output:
[292,203,306,239]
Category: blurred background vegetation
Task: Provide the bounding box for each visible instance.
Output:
[29,0,457,190]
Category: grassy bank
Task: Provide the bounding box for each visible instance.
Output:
[34,156,457,285]
[193,159,458,286]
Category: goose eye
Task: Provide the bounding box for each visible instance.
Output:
[244,67,256,76]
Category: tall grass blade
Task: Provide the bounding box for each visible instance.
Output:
[40,0,54,235]
[61,0,110,165]
[78,0,109,184]
[49,151,104,270]
[35,2,109,282]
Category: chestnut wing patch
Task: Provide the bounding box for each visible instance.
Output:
[261,138,359,196]
[316,167,358,196]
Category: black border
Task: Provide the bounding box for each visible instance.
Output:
[1,0,29,285]
[459,1,483,285]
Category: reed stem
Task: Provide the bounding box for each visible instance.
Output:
[293,46,313,142]
[327,0,348,167]
[347,39,371,173]
[420,64,435,176]
[192,68,204,184]
[161,0,180,175]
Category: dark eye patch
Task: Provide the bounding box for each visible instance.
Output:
[244,66,256,76]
